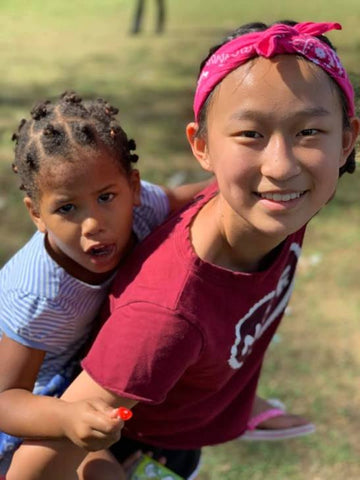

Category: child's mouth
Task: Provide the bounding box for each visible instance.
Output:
[87,244,115,257]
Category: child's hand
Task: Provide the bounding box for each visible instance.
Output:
[60,398,123,451]
[122,450,142,479]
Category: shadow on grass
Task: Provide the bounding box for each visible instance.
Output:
[0,52,197,166]
[0,163,35,265]
[1,38,359,164]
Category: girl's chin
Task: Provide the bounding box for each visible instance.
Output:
[252,218,307,239]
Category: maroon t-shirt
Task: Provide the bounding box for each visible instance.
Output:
[82,183,306,449]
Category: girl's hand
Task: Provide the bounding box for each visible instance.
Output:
[122,450,142,479]
[60,398,123,451]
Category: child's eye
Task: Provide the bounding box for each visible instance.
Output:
[298,128,319,137]
[57,204,75,214]
[98,192,115,204]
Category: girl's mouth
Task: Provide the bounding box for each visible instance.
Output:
[256,191,306,202]
[87,244,115,257]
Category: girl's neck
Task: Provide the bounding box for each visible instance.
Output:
[190,195,286,273]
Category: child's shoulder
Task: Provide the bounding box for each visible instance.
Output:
[134,180,170,242]
[0,231,62,296]
[1,230,43,270]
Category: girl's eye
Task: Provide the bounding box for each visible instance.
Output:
[237,131,262,139]
[98,192,115,204]
[298,128,319,137]
[57,204,75,215]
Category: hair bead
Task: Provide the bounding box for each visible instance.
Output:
[18,119,27,131]
[26,152,36,169]
[128,139,136,151]
[43,123,57,136]
[105,104,119,116]
[62,91,82,104]
[31,102,50,120]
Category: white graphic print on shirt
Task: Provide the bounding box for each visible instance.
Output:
[228,242,301,369]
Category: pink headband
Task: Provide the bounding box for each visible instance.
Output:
[193,22,355,120]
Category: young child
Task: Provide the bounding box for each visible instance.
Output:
[0,91,210,478]
[6,20,359,480]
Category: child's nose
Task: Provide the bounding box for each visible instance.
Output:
[82,213,104,236]
[261,137,301,180]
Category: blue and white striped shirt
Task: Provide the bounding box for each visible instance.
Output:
[0,180,169,392]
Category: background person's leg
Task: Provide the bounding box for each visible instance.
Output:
[130,0,146,34]
[155,0,166,33]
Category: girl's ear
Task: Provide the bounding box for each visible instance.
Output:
[24,197,47,233]
[186,122,213,172]
[341,116,360,166]
[130,169,141,207]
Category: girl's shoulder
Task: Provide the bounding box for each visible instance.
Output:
[133,180,170,241]
[0,231,68,299]
[1,231,109,301]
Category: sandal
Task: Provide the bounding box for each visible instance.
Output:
[239,400,315,441]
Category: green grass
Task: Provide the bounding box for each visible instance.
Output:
[1,1,360,478]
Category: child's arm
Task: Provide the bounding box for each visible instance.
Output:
[77,448,130,480]
[162,177,213,212]
[7,370,136,480]
[0,334,123,450]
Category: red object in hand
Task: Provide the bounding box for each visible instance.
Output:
[117,407,133,421]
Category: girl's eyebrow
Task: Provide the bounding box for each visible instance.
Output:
[51,183,119,204]
[229,106,331,121]
[96,183,119,193]
[52,195,75,206]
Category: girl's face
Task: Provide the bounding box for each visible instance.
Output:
[25,151,140,284]
[188,55,359,241]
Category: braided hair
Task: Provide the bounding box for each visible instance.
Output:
[195,20,356,176]
[11,91,139,204]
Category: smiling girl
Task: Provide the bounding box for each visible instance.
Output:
[6,21,360,480]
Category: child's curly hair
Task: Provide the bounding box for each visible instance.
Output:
[11,91,139,204]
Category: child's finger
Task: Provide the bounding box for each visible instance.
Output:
[143,451,167,465]
[157,456,167,465]
[83,411,123,435]
[122,449,142,471]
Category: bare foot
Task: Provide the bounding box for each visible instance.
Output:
[251,396,310,430]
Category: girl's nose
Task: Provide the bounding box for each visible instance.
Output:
[82,214,104,237]
[261,136,301,181]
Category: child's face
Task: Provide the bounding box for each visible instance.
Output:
[25,151,140,284]
[188,55,359,241]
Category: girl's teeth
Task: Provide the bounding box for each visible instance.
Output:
[260,192,302,201]
[90,246,111,256]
